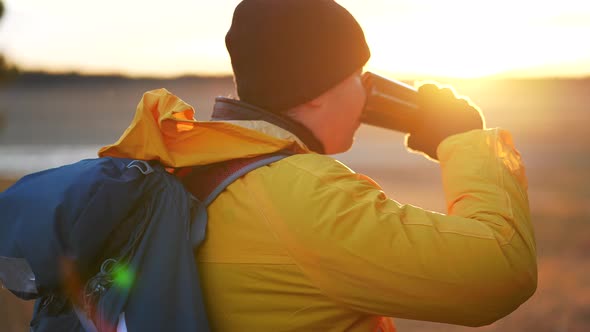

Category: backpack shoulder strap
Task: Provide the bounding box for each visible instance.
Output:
[177,152,292,246]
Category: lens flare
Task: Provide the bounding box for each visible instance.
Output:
[113,264,134,290]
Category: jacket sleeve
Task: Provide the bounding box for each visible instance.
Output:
[259,128,537,327]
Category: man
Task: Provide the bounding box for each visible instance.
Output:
[101,0,537,330]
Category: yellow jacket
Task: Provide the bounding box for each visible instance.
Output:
[99,89,537,331]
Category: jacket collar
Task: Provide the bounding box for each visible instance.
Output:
[99,88,310,167]
[212,97,325,154]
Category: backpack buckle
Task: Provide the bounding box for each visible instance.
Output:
[127,160,154,175]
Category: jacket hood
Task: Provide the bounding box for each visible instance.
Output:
[98,89,309,167]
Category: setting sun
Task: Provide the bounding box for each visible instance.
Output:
[348,0,590,78]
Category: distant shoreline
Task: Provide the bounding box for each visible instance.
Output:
[3,71,235,83]
[4,71,589,85]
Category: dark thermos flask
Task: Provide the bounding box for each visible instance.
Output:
[361,72,421,133]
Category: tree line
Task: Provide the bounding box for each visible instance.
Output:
[0,0,19,81]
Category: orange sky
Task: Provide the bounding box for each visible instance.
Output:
[0,0,589,79]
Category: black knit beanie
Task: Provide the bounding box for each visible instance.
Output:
[226,0,371,112]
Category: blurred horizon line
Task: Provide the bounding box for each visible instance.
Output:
[6,69,590,83]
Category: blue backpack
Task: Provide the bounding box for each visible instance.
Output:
[0,153,289,331]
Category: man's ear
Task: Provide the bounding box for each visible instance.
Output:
[304,93,324,108]
[286,92,325,120]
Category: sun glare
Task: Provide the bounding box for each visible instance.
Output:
[348,0,590,79]
[1,0,588,78]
